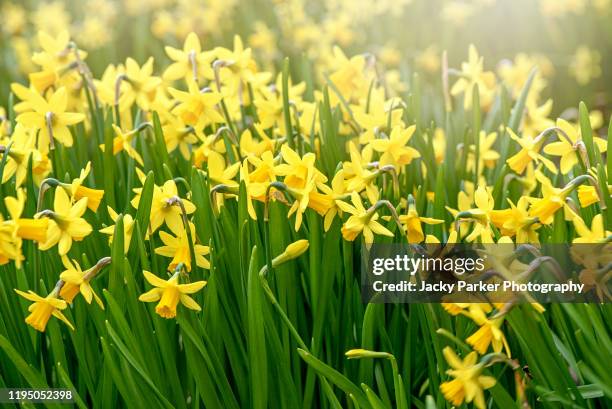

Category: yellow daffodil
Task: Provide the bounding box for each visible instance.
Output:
[214,35,257,89]
[319,169,349,231]
[15,86,85,149]
[131,180,195,233]
[4,189,49,243]
[457,185,498,243]
[578,184,611,208]
[101,125,144,165]
[62,162,105,211]
[155,221,210,271]
[59,256,107,308]
[207,151,240,187]
[1,125,51,186]
[337,192,394,246]
[277,144,327,190]
[120,57,162,111]
[543,118,607,174]
[37,187,92,255]
[416,45,440,73]
[328,46,370,104]
[528,171,576,224]
[450,45,496,109]
[343,143,379,204]
[138,270,207,319]
[464,307,511,356]
[399,196,443,243]
[164,32,214,84]
[353,88,404,143]
[370,125,420,170]
[497,53,548,101]
[440,347,496,409]
[0,189,47,266]
[168,81,224,128]
[491,197,540,243]
[14,288,74,332]
[162,118,199,160]
[446,183,476,239]
[506,128,557,175]
[572,214,611,243]
[239,126,274,158]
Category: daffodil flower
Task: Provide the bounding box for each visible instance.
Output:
[120,57,162,111]
[162,119,199,160]
[131,180,195,233]
[440,347,496,409]
[15,86,85,148]
[370,125,420,171]
[337,192,394,246]
[37,187,92,256]
[353,88,404,143]
[4,188,49,243]
[163,32,214,84]
[155,221,210,272]
[168,81,224,128]
[491,197,540,243]
[450,45,496,110]
[464,307,511,357]
[467,131,500,174]
[62,162,105,211]
[527,171,577,224]
[14,288,74,332]
[59,256,108,308]
[1,124,51,186]
[342,143,379,204]
[327,46,370,105]
[522,99,554,138]
[138,270,207,319]
[506,128,557,175]
[543,118,607,174]
[399,195,444,243]
[104,124,145,166]
[455,185,497,243]
[572,214,611,243]
[0,189,48,266]
[213,35,258,93]
[578,184,611,208]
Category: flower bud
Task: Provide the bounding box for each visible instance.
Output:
[272,240,309,267]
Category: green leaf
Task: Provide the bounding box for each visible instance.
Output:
[297,348,370,409]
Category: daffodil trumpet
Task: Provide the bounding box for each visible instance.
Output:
[138,263,207,319]
[565,174,607,210]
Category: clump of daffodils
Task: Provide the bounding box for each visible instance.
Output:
[0,13,609,409]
